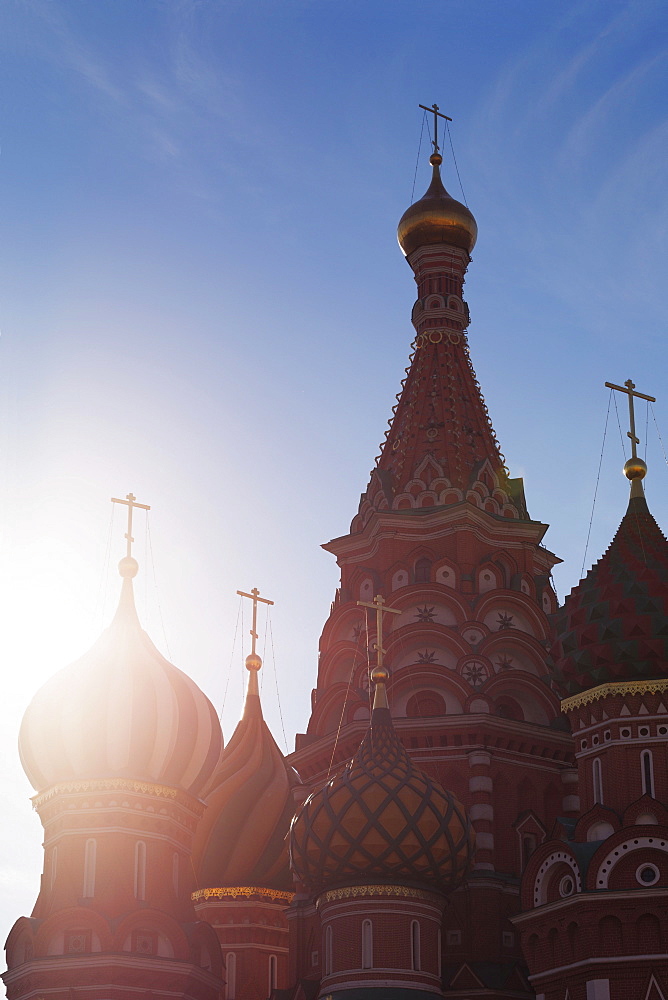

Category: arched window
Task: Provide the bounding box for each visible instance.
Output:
[325,926,333,976]
[172,852,179,895]
[567,922,578,960]
[587,821,614,842]
[83,839,96,898]
[641,750,655,797]
[361,919,373,969]
[636,913,661,953]
[226,952,237,1000]
[522,834,537,868]
[134,841,146,901]
[592,758,603,804]
[268,954,278,993]
[50,846,57,889]
[414,558,431,583]
[411,920,421,971]
[598,915,623,955]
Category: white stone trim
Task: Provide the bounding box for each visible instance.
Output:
[533,851,581,906]
[597,836,668,888]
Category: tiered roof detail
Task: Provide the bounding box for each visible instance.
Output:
[361,337,524,518]
[193,654,301,893]
[290,674,474,893]
[550,494,668,696]
[355,153,527,526]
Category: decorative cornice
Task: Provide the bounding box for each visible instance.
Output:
[561,677,668,711]
[319,884,437,904]
[32,777,196,809]
[192,886,294,904]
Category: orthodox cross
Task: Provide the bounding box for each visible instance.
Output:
[111,492,151,558]
[419,102,452,156]
[237,587,274,656]
[357,594,401,670]
[604,379,656,459]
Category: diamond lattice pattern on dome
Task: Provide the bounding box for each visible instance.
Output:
[291,709,474,893]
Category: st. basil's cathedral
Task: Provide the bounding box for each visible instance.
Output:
[4,123,667,1000]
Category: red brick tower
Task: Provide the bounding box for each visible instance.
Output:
[291,664,474,1000]
[515,455,668,1000]
[288,140,575,1000]
[4,512,225,1000]
[192,615,302,1000]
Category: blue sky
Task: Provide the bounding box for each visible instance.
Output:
[1,0,667,949]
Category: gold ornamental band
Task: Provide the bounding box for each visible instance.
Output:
[33,777,182,808]
[320,884,434,903]
[562,677,668,711]
[414,330,463,349]
[192,886,295,904]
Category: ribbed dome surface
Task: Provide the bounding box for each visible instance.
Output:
[397,157,477,256]
[290,703,474,893]
[19,577,223,796]
[550,494,668,696]
[193,671,301,892]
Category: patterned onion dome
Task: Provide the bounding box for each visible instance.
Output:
[550,493,668,697]
[193,653,301,892]
[397,153,477,256]
[19,558,223,796]
[290,678,474,893]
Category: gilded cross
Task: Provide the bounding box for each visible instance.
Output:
[237,587,274,656]
[604,379,656,459]
[357,594,401,670]
[419,102,452,156]
[111,492,151,558]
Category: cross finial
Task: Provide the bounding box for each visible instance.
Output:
[237,587,274,659]
[111,492,151,559]
[604,379,656,495]
[419,102,452,156]
[357,593,401,672]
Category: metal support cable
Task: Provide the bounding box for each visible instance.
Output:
[581,390,612,579]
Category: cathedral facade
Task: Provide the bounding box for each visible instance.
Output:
[4,139,667,1000]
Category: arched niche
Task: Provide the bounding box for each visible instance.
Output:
[406,690,446,718]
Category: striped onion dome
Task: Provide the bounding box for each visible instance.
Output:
[193,653,301,892]
[550,493,668,697]
[290,672,474,894]
[19,557,223,797]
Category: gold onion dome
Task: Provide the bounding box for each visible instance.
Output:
[193,653,302,893]
[397,153,477,256]
[290,680,474,893]
[19,561,223,797]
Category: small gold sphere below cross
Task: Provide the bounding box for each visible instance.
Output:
[118,556,139,578]
[245,652,262,672]
[624,456,647,481]
[371,665,390,685]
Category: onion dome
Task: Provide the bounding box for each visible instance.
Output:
[550,493,668,697]
[290,666,474,894]
[193,650,302,892]
[19,555,223,797]
[397,153,477,256]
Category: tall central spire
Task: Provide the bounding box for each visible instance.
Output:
[356,141,526,526]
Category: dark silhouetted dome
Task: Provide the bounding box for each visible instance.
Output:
[193,656,301,892]
[290,677,474,893]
